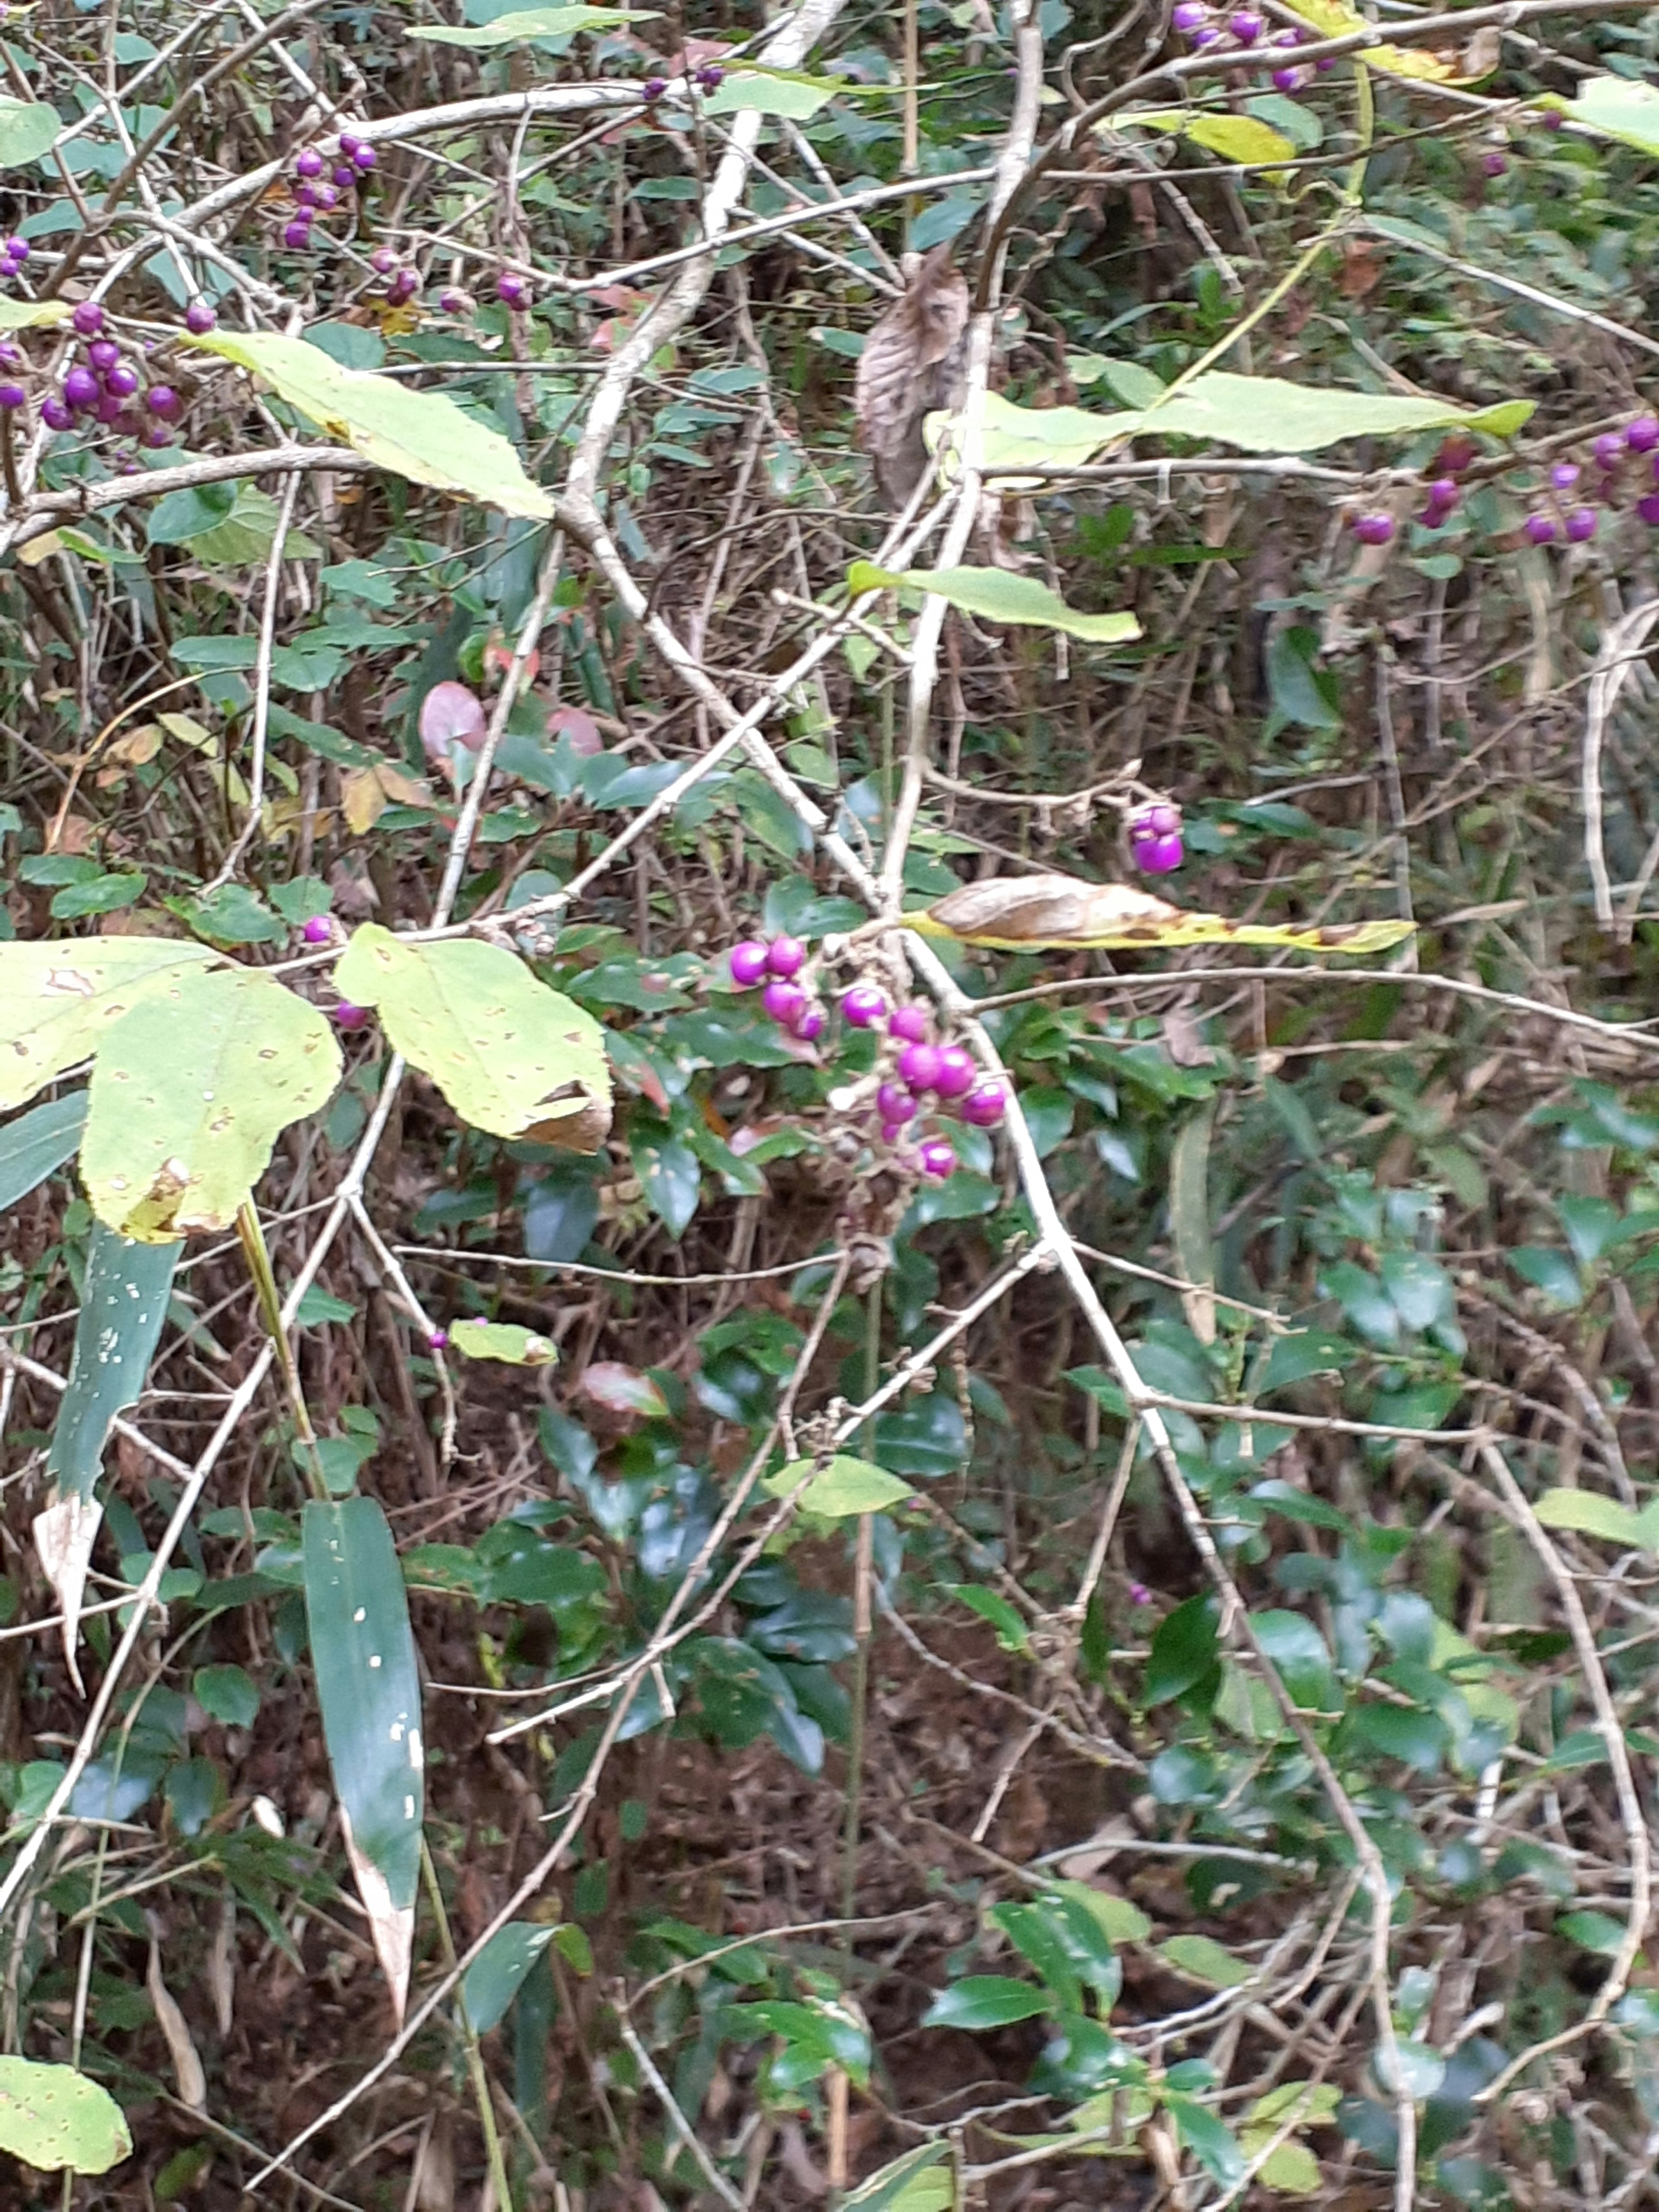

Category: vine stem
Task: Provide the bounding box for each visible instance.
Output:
[235,1199,328,1503]
[419,1840,516,2212]
[840,1281,884,1932]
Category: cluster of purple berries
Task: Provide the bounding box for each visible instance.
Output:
[367,244,420,307]
[0,233,29,289]
[642,63,725,100]
[1350,414,1659,553]
[1170,5,1331,89]
[727,937,1010,1180]
[22,300,181,448]
[1128,801,1185,876]
[283,132,376,256]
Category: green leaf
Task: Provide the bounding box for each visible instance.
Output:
[193,1662,259,1728]
[1166,2094,1246,2187]
[1557,1909,1628,1957]
[921,1975,1051,2031]
[847,560,1140,643]
[1043,1879,1152,1948]
[1246,2136,1322,2193]
[842,2145,952,2211]
[0,936,217,1112]
[941,1582,1031,1654]
[411,5,655,43]
[303,1497,424,2015]
[1250,1609,1342,1714]
[80,966,342,1240]
[1374,2038,1445,2100]
[449,1319,559,1366]
[762,1454,915,1516]
[1510,1246,1583,1309]
[186,330,555,521]
[0,2058,132,2174]
[334,926,610,1146]
[1143,1592,1220,1706]
[1557,74,1659,157]
[705,69,839,119]
[630,1124,700,1238]
[1158,1934,1253,1989]
[1534,1488,1653,1551]
[191,484,321,567]
[461,1922,556,2032]
[0,99,63,168]
[46,1225,180,1502]
[0,1090,87,1210]
[1136,108,1294,167]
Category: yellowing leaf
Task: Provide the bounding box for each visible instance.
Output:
[847,562,1140,644]
[450,1319,559,1366]
[80,966,342,1240]
[410,4,656,43]
[1284,0,1457,80]
[0,936,217,1111]
[1136,109,1295,168]
[185,330,555,521]
[334,925,612,1147]
[763,1454,915,1517]
[907,872,1415,957]
[0,296,70,331]
[1242,2136,1322,2194]
[340,760,431,834]
[1044,1878,1153,1947]
[0,2058,132,2175]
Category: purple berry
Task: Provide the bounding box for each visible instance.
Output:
[794,1007,825,1042]
[960,1082,1007,1128]
[143,423,171,449]
[146,385,179,420]
[1523,513,1557,545]
[334,1001,370,1031]
[296,147,324,178]
[302,915,334,945]
[315,183,340,212]
[1351,512,1396,546]
[1550,461,1581,491]
[841,984,887,1028]
[87,338,119,372]
[333,164,356,190]
[1627,416,1659,454]
[102,362,138,398]
[1427,476,1460,509]
[71,301,104,338]
[4,237,26,262]
[933,1045,976,1100]
[1538,106,1564,131]
[370,245,397,275]
[283,220,312,250]
[185,299,216,334]
[1640,494,1659,527]
[879,1121,909,1147]
[0,343,18,370]
[62,364,98,411]
[1229,9,1262,40]
[643,75,667,99]
[888,1005,929,1045]
[1128,1582,1152,1606]
[353,143,376,172]
[337,132,361,157]
[1191,25,1221,44]
[439,289,467,313]
[1481,150,1507,178]
[1171,1,1207,28]
[876,1081,916,1124]
[0,382,24,410]
[765,934,807,979]
[1566,506,1599,543]
[428,1328,449,1351]
[897,1041,943,1092]
[1594,433,1624,470]
[294,183,320,210]
[1135,832,1185,874]
[1271,66,1301,90]
[728,939,771,987]
[762,979,807,1027]
[95,389,123,425]
[496,270,529,309]
[918,1138,956,1179]
[1145,802,1181,835]
[697,63,724,89]
[388,270,420,304]
[41,397,71,431]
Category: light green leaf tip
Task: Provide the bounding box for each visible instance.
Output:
[847,561,1141,643]
[763,1454,915,1517]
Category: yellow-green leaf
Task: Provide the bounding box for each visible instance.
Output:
[450,1319,559,1367]
[1136,109,1294,168]
[1243,2136,1322,2194]
[763,1454,915,1516]
[0,2058,131,2175]
[1554,74,1659,155]
[1284,0,1457,81]
[185,331,554,521]
[1044,1878,1152,1947]
[410,4,655,42]
[334,925,611,1146]
[0,936,217,1112]
[847,562,1140,644]
[0,296,70,331]
[79,966,341,1240]
[907,871,1415,957]
[1158,1933,1253,1987]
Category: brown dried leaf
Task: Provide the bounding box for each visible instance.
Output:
[33,1494,101,1694]
[147,1941,208,2110]
[911,871,1414,955]
[855,245,969,507]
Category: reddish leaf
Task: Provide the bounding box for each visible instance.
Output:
[581,1362,668,1419]
[418,682,486,764]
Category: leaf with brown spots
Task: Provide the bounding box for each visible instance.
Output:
[855,245,969,507]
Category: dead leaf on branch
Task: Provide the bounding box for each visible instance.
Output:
[906,871,1416,956]
[855,245,969,508]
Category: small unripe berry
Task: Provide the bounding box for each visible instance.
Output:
[185,299,217,334]
[302,915,334,945]
[1565,505,1599,543]
[334,1001,370,1030]
[1523,513,1557,544]
[0,381,23,410]
[1134,831,1185,874]
[283,219,313,250]
[1628,416,1659,454]
[933,1045,976,1100]
[897,1041,942,1092]
[840,984,887,1028]
[296,147,324,178]
[1351,512,1396,546]
[102,362,138,398]
[765,934,807,979]
[728,939,770,987]
[918,1138,956,1179]
[87,338,120,372]
[63,364,99,410]
[1550,461,1580,491]
[1229,10,1263,40]
[370,245,397,275]
[794,1007,825,1042]
[761,979,807,1027]
[1594,433,1624,470]
[439,288,467,312]
[41,397,72,431]
[888,1004,930,1044]
[643,74,667,99]
[146,385,179,420]
[876,1081,916,1123]
[71,301,104,338]
[960,1082,1008,1128]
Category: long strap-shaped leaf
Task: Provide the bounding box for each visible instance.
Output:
[907,871,1414,956]
[303,1497,424,2019]
[0,1090,88,1211]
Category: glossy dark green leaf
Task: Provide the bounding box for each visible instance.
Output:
[1143,1593,1220,1707]
[920,1976,1050,2031]
[0,1090,87,1211]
